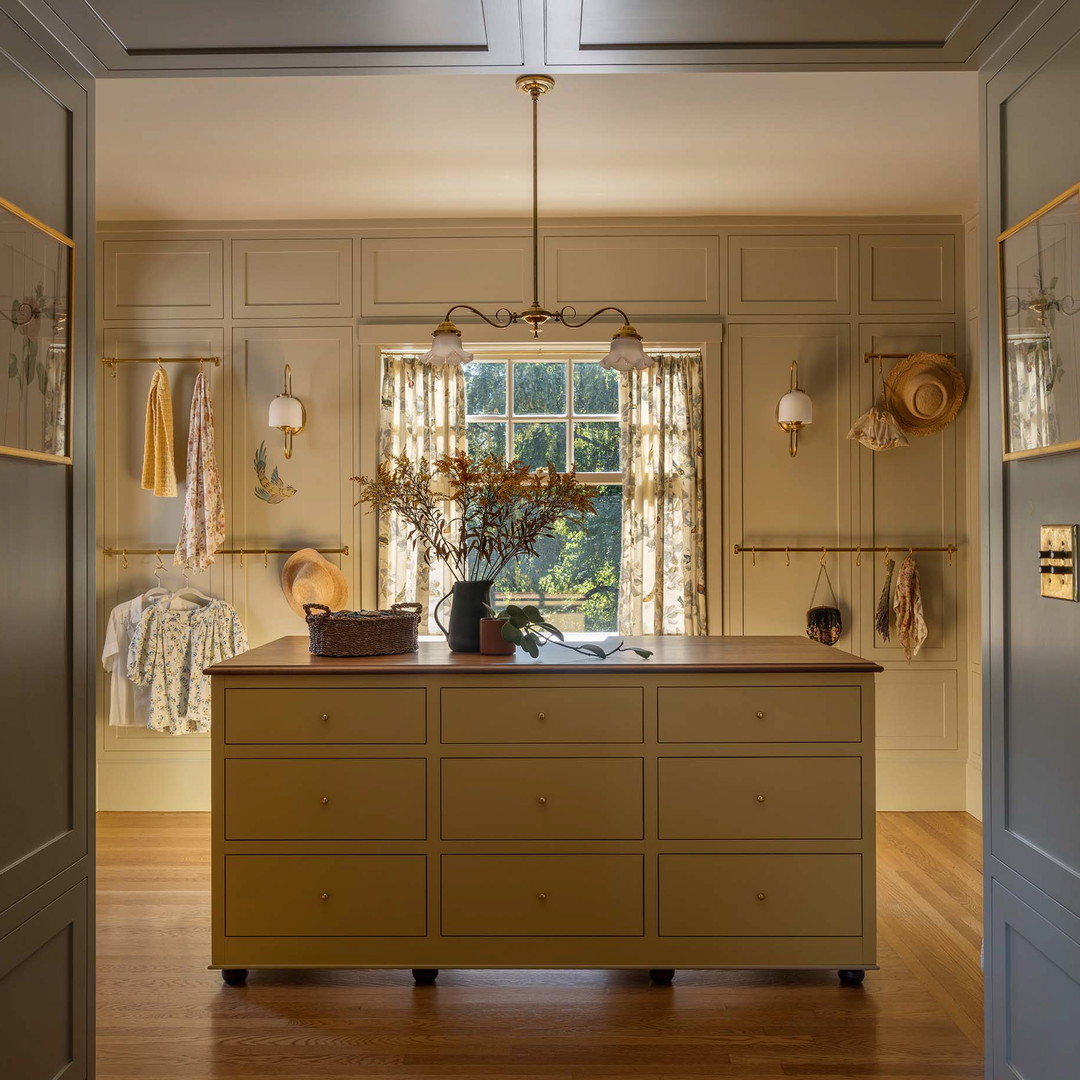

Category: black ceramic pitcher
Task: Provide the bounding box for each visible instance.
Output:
[432,580,494,653]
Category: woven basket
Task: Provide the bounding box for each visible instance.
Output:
[304,602,422,658]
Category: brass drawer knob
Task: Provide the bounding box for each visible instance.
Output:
[755,710,765,719]
[320,796,330,805]
[537,796,547,805]
[756,892,767,901]
[320,713,329,722]
[538,892,547,901]
[320,892,330,902]
[756,794,766,803]
[537,712,546,720]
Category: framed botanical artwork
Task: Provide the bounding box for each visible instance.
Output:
[0,195,75,464]
[999,182,1080,461]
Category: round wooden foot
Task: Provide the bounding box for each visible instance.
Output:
[412,968,439,985]
[649,968,675,985]
[838,969,865,987]
[221,968,248,986]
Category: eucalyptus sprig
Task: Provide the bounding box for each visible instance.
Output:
[498,604,652,661]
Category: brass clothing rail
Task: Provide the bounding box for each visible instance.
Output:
[103,546,349,568]
[101,356,221,376]
[863,352,956,363]
[733,544,957,554]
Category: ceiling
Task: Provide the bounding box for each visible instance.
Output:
[49,0,1037,75]
[96,71,978,222]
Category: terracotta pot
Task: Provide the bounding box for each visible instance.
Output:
[479,617,516,655]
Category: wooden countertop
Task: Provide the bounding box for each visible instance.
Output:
[207,635,882,675]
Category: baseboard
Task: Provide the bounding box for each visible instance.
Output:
[876,758,966,811]
[97,757,211,811]
[965,757,983,821]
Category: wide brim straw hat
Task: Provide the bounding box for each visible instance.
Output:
[884,352,966,436]
[281,548,350,618]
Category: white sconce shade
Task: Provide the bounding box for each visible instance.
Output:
[269,364,305,459]
[269,394,304,431]
[599,325,655,371]
[420,321,474,365]
[777,389,813,426]
[777,360,812,457]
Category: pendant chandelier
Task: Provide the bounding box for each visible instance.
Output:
[421,75,655,372]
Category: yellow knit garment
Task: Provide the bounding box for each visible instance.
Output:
[142,367,177,497]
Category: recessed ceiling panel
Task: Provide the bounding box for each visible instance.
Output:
[89,0,489,53]
[579,0,975,48]
[46,0,522,72]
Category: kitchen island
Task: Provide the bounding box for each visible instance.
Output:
[208,635,881,986]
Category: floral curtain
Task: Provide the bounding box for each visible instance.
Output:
[1006,334,1060,452]
[377,354,466,633]
[618,353,707,636]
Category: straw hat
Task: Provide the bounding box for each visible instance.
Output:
[281,548,349,618]
[884,353,966,436]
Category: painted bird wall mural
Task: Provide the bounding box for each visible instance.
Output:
[253,440,297,504]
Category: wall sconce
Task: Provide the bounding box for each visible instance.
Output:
[777,360,813,457]
[268,364,305,459]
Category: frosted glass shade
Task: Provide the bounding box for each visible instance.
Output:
[269,394,304,431]
[420,330,473,365]
[599,331,654,371]
[777,389,813,426]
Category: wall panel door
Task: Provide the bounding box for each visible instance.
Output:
[229,326,355,646]
[728,234,850,315]
[858,234,956,315]
[725,323,855,646]
[102,239,224,320]
[232,238,353,319]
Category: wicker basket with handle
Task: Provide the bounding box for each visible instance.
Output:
[303,602,422,657]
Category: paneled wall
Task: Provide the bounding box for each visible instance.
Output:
[96,216,972,812]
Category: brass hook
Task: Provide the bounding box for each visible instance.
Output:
[855,546,862,567]
[239,549,245,569]
[882,546,890,568]
[820,546,828,567]
[263,549,269,569]
[121,549,128,570]
[947,546,955,568]
[785,547,790,567]
[752,547,757,567]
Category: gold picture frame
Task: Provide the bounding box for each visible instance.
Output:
[0,194,75,465]
[999,182,1080,461]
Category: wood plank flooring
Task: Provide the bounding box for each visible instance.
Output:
[96,812,984,1079]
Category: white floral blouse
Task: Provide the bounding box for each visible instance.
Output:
[127,599,248,735]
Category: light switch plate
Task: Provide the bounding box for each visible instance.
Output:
[1040,524,1078,601]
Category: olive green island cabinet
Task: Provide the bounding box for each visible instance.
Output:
[207,635,880,987]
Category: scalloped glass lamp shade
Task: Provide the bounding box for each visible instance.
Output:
[599,326,655,371]
[777,389,813,427]
[420,322,474,365]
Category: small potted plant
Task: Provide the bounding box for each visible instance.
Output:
[498,604,652,661]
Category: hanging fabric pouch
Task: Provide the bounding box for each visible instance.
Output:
[806,563,843,646]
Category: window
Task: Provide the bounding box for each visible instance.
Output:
[464,356,622,633]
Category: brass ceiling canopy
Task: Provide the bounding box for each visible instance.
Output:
[420,75,653,371]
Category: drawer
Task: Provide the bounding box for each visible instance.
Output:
[442,855,644,936]
[658,686,861,743]
[225,855,426,937]
[441,758,643,840]
[659,854,863,937]
[441,687,643,743]
[225,688,425,744]
[225,758,426,840]
[658,757,862,839]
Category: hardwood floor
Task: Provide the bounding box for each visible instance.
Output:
[96,812,984,1079]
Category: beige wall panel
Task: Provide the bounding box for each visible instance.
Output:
[726,323,855,646]
[859,234,956,314]
[103,239,224,320]
[875,668,958,751]
[857,324,958,663]
[728,234,850,314]
[231,238,353,318]
[361,236,530,317]
[98,327,225,761]
[229,325,354,648]
[544,234,719,315]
